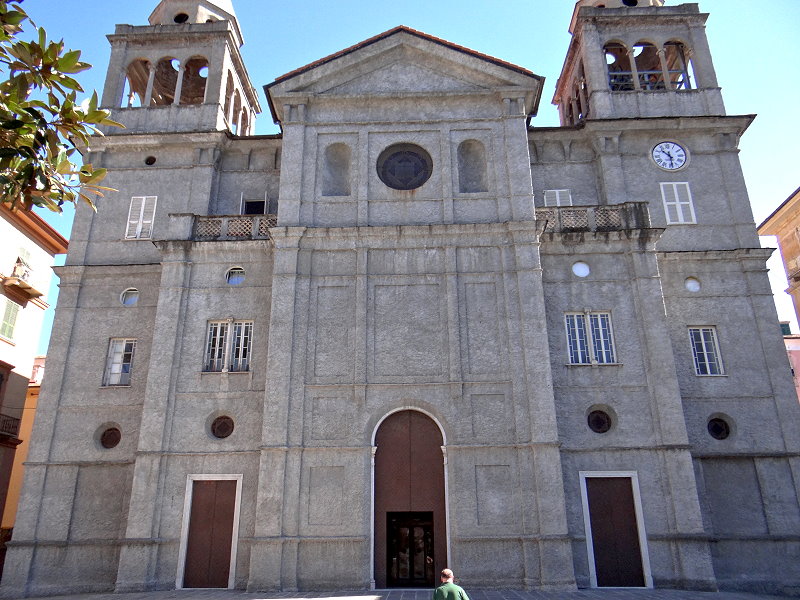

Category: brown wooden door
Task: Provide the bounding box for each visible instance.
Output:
[183,479,237,588]
[374,411,446,588]
[387,512,435,587]
[585,477,645,587]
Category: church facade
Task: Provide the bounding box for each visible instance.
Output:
[4,0,800,596]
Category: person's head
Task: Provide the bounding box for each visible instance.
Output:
[440,568,454,582]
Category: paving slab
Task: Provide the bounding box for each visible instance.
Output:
[3,589,795,600]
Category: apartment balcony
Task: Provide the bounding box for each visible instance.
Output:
[0,414,20,438]
[1,259,43,304]
[536,202,650,234]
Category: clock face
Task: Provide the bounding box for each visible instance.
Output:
[652,141,688,170]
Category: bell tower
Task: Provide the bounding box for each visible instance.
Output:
[100,0,260,134]
[553,0,724,124]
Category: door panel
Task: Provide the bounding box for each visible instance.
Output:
[183,479,237,588]
[586,477,645,587]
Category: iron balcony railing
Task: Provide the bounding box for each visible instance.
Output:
[193,214,277,241]
[0,413,20,437]
[536,202,650,234]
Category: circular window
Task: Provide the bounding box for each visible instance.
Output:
[587,410,612,434]
[622,0,638,6]
[120,288,139,306]
[684,277,701,292]
[211,416,234,439]
[226,267,245,285]
[100,427,121,449]
[377,143,432,191]
[144,156,156,165]
[707,417,731,440]
[572,261,590,277]
[173,13,189,23]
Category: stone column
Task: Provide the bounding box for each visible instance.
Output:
[114,244,193,592]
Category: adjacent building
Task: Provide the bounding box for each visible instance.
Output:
[3,0,800,596]
[0,206,67,576]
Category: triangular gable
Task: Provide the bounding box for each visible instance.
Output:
[266,25,544,124]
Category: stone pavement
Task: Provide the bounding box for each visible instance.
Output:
[4,589,796,600]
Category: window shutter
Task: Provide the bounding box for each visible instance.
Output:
[139,196,158,239]
[125,196,144,239]
[1,298,20,339]
[544,189,572,207]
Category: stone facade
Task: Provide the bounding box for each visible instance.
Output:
[3,0,800,597]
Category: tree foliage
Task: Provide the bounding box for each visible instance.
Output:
[0,0,121,212]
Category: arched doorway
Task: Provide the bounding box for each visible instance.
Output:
[373,410,447,588]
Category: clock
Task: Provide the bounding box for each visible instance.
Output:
[651,141,688,171]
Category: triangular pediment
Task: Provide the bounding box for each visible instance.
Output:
[322,60,486,96]
[266,26,543,122]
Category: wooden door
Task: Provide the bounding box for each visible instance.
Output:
[183,479,237,588]
[374,411,446,588]
[585,477,645,587]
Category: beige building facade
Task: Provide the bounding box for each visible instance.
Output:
[3,0,800,597]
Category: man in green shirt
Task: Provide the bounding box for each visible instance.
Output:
[433,569,469,600]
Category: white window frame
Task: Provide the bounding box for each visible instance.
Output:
[565,311,617,365]
[102,338,136,386]
[688,326,724,376]
[204,319,253,372]
[125,196,158,239]
[660,182,695,224]
[579,471,654,589]
[544,189,572,207]
[0,297,20,341]
[175,473,243,590]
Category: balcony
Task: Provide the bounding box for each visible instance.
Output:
[536,202,650,234]
[194,214,277,241]
[1,258,43,304]
[0,413,20,438]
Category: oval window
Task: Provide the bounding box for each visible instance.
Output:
[120,288,139,306]
[226,267,245,285]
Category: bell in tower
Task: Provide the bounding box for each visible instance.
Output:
[99,0,259,134]
[553,0,724,125]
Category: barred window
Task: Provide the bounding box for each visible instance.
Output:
[689,326,724,376]
[103,338,136,386]
[204,319,253,372]
[565,312,616,365]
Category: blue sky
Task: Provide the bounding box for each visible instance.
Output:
[20,0,800,352]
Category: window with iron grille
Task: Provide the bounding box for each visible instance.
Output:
[689,326,724,375]
[660,182,695,224]
[125,196,158,239]
[0,297,20,340]
[103,338,136,386]
[565,312,616,365]
[543,189,572,207]
[204,319,253,372]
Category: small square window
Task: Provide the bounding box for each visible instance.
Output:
[565,312,616,365]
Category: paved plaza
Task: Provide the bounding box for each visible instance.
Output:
[4,589,796,600]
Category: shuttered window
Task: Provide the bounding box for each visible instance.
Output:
[544,189,572,207]
[660,182,695,224]
[0,297,20,340]
[125,196,158,239]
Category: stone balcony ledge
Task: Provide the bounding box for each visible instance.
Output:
[536,201,650,233]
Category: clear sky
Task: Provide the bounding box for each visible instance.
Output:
[20,0,800,353]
